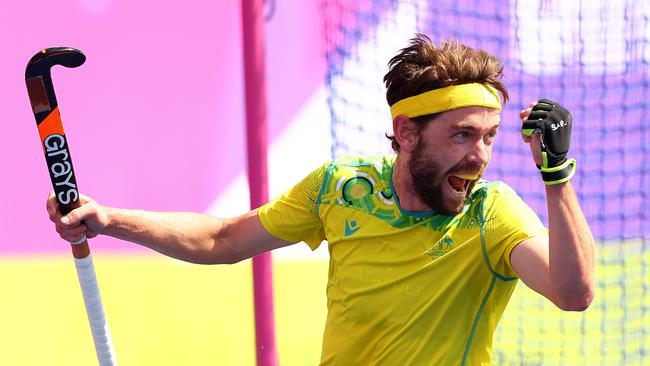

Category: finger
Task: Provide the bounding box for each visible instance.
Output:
[49,192,95,212]
[522,119,542,139]
[70,234,87,245]
[530,132,543,166]
[49,209,62,224]
[537,98,558,106]
[61,204,95,227]
[46,191,56,211]
[56,222,87,235]
[46,192,61,220]
[522,129,538,143]
[532,102,552,112]
[56,223,88,242]
[527,110,548,121]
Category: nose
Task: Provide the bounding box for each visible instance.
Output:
[467,139,490,166]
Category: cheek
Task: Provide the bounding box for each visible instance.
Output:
[442,147,468,167]
[485,144,494,161]
[422,146,448,167]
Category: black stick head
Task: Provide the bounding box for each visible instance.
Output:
[25,47,85,79]
[25,47,85,118]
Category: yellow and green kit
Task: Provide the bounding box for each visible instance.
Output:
[259,155,547,365]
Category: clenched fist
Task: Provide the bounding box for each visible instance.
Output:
[47,192,109,244]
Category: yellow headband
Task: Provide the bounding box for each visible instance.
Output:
[390,83,502,120]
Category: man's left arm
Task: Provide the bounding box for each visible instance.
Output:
[510,182,595,311]
[510,99,596,311]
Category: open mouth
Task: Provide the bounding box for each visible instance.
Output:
[447,173,479,196]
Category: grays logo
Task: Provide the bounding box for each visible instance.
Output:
[44,134,78,205]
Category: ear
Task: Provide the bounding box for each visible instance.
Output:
[392,115,420,153]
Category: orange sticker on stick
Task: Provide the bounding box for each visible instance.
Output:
[37,107,65,150]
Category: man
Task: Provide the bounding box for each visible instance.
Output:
[48,34,594,365]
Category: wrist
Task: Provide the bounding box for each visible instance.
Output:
[101,206,118,235]
[545,179,572,193]
[540,158,576,185]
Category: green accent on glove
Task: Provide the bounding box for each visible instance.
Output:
[540,158,577,185]
[521,128,536,137]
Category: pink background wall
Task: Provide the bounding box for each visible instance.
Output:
[0,0,325,254]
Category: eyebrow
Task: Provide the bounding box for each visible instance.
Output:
[454,121,501,130]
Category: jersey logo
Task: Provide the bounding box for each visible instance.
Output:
[344,219,361,237]
[425,235,454,258]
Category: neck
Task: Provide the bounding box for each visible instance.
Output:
[392,153,432,212]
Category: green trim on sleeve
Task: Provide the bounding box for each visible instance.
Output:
[477,187,518,282]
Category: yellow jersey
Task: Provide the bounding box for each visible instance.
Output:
[258,155,547,365]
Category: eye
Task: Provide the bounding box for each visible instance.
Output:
[453,131,470,141]
[484,130,498,144]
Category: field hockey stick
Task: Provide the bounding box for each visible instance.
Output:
[25,47,117,366]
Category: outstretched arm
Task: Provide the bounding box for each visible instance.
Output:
[47,192,294,264]
[510,100,595,311]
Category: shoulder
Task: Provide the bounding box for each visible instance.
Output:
[473,180,542,231]
[486,181,527,208]
[469,180,521,205]
[465,180,535,223]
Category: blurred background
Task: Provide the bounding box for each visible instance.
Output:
[1,0,648,365]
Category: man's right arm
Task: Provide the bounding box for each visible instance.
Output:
[47,192,295,264]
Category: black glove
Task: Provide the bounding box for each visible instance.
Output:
[521,98,576,185]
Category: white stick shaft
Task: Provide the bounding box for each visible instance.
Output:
[74,255,117,366]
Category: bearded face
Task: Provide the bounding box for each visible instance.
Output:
[408,135,485,215]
